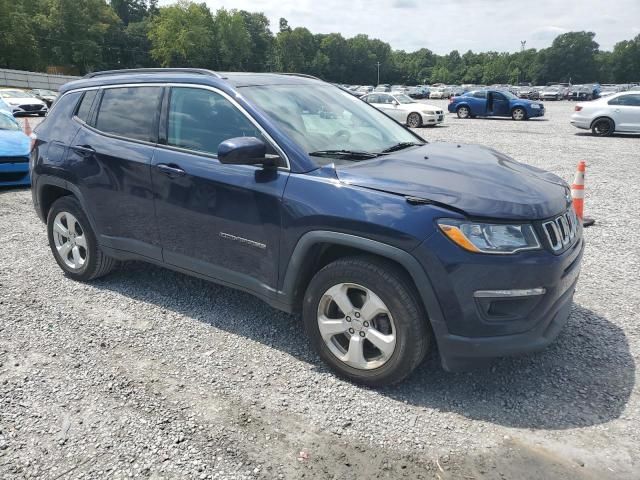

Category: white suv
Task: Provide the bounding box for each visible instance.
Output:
[0,88,48,116]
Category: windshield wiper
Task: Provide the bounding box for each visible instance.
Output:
[380,142,424,153]
[309,149,381,160]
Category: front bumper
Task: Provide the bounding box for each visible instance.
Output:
[0,162,30,186]
[413,227,583,371]
[421,112,445,125]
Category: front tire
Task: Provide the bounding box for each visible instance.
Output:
[511,107,526,121]
[407,112,422,128]
[591,118,614,137]
[47,196,117,281]
[303,256,430,387]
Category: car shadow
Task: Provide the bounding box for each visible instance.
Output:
[574,132,640,138]
[93,261,635,431]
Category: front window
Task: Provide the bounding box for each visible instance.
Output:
[498,90,518,100]
[167,87,268,156]
[240,84,422,162]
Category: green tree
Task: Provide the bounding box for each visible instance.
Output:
[148,0,215,68]
[610,35,640,83]
[545,31,599,83]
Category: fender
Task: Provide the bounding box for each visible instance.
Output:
[278,230,449,349]
[34,174,99,234]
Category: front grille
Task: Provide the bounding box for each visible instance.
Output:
[542,209,578,251]
[20,104,43,112]
[0,156,29,164]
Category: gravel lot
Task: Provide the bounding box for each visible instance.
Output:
[1,103,639,479]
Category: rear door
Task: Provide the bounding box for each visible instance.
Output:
[151,85,289,289]
[610,94,640,132]
[470,91,488,115]
[68,85,164,260]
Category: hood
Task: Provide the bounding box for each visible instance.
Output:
[334,143,570,220]
[0,130,30,157]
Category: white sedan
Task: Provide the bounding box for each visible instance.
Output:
[0,88,48,116]
[570,92,640,136]
[361,92,444,128]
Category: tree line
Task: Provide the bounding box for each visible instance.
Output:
[2,0,639,85]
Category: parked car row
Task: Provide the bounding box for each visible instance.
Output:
[0,87,58,116]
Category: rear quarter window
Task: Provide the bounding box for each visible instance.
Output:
[75,90,98,123]
[95,86,163,142]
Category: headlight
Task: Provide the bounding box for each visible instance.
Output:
[437,219,541,254]
[531,104,540,109]
[421,110,436,115]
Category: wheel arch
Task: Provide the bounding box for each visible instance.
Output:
[590,116,615,130]
[36,176,99,234]
[280,231,447,344]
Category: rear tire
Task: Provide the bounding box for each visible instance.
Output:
[47,196,117,281]
[456,106,471,119]
[591,118,614,137]
[303,256,430,387]
[407,112,422,128]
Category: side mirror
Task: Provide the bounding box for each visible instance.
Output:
[218,137,272,166]
[392,100,399,106]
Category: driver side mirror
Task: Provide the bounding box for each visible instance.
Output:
[218,137,274,166]
[392,100,399,106]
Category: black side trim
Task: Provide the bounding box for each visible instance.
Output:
[279,230,447,343]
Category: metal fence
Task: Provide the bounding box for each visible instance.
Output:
[0,68,79,91]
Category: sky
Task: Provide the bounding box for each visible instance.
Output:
[162,0,640,54]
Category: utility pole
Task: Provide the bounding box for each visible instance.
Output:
[376,62,382,85]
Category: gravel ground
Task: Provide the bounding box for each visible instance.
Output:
[1,103,639,479]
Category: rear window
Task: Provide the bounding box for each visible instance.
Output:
[75,90,98,123]
[95,87,163,142]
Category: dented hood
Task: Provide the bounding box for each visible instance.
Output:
[334,143,570,220]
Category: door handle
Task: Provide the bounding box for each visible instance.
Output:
[157,163,186,176]
[71,145,95,156]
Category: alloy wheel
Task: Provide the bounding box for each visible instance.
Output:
[512,108,525,120]
[317,283,396,370]
[52,211,88,270]
[457,106,470,119]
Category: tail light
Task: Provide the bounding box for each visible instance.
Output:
[574,106,583,112]
[30,133,37,152]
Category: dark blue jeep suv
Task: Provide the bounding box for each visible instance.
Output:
[31,69,583,386]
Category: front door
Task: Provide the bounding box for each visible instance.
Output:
[151,86,289,290]
[490,92,510,116]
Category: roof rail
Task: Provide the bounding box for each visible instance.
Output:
[84,68,223,79]
[279,73,321,81]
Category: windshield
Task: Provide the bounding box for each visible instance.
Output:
[0,113,20,130]
[240,84,423,161]
[0,90,33,98]
[394,94,415,104]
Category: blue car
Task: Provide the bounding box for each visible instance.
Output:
[30,69,582,386]
[0,111,30,186]
[448,89,545,120]
[0,97,12,114]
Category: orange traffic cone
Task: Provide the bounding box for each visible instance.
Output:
[571,161,595,227]
[23,118,32,137]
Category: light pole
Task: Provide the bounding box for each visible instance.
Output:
[376,62,381,85]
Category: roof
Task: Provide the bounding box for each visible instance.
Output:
[59,69,324,93]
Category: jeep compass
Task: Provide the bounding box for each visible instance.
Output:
[31,69,583,386]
